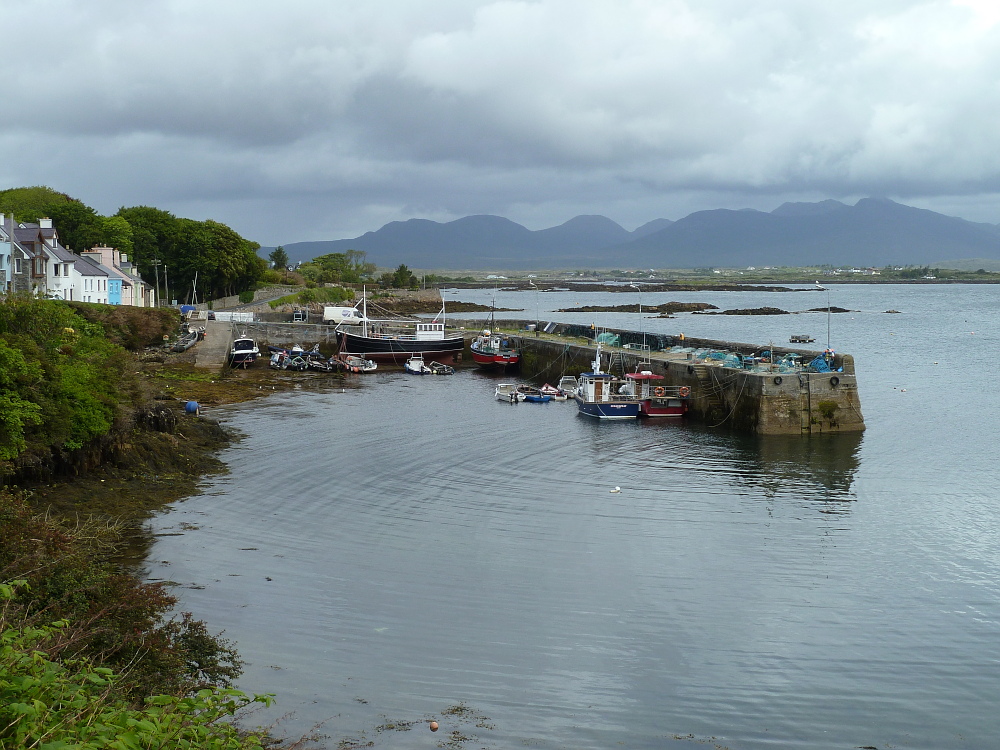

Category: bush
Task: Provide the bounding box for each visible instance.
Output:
[0,489,243,700]
[1,582,270,750]
[1,296,146,465]
[238,290,255,304]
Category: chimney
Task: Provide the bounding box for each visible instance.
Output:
[39,217,53,229]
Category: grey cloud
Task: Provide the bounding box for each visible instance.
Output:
[3,0,1000,246]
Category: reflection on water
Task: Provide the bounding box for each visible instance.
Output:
[146,287,1000,750]
[730,432,863,504]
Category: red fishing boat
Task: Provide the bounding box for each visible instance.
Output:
[624,371,690,418]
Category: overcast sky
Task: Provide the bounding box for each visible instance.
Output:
[3,0,999,246]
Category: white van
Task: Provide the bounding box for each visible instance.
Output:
[322,306,366,325]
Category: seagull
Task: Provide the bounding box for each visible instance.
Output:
[610,486,621,493]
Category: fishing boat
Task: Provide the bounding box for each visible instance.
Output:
[574,342,642,419]
[335,290,465,364]
[495,383,525,402]
[470,298,520,369]
[403,354,433,375]
[228,335,259,368]
[624,371,690,418]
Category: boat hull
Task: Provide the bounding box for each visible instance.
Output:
[575,396,641,419]
[470,348,520,368]
[337,330,465,364]
[639,399,687,418]
[228,352,258,368]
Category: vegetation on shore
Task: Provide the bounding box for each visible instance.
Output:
[0,296,276,748]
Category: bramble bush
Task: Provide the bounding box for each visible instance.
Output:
[0,296,144,468]
[1,581,272,750]
[0,490,243,701]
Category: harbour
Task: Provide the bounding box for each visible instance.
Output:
[147,283,1000,750]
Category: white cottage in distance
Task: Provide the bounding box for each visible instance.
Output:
[1,214,154,305]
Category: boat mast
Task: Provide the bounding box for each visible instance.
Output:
[362,285,368,337]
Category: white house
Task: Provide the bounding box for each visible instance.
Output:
[73,252,110,304]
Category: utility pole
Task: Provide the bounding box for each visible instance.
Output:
[152,259,162,306]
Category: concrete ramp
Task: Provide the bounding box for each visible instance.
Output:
[194,320,235,369]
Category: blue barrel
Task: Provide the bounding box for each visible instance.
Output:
[185,401,200,415]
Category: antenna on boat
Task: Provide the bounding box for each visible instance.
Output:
[629,283,646,365]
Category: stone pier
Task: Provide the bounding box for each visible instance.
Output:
[460,320,865,435]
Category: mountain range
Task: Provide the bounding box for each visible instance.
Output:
[267,198,1000,270]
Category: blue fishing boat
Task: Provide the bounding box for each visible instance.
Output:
[574,341,641,419]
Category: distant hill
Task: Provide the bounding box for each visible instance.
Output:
[264,198,1000,270]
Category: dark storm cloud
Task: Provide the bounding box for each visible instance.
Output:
[3,0,999,245]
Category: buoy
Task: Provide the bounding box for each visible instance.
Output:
[429,721,439,732]
[184,401,200,416]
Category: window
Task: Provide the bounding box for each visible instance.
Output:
[64,264,70,276]
[14,258,22,274]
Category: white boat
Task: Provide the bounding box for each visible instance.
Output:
[228,335,259,368]
[495,383,526,402]
[557,375,579,397]
[339,354,377,373]
[403,354,433,375]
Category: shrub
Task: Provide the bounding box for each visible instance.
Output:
[0,490,242,699]
[0,583,270,750]
[238,290,255,304]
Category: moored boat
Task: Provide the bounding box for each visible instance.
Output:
[516,385,552,403]
[470,329,520,369]
[403,353,433,375]
[556,375,579,398]
[624,371,691,418]
[575,342,641,419]
[470,296,520,369]
[539,383,567,400]
[228,335,259,368]
[338,354,377,373]
[429,361,455,375]
[495,383,526,402]
[335,290,465,364]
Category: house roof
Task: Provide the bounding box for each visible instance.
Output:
[46,241,78,263]
[73,253,110,278]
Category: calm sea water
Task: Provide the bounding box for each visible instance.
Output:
[146,284,1000,750]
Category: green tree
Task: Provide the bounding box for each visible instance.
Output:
[100,214,134,256]
[268,245,289,271]
[299,249,375,284]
